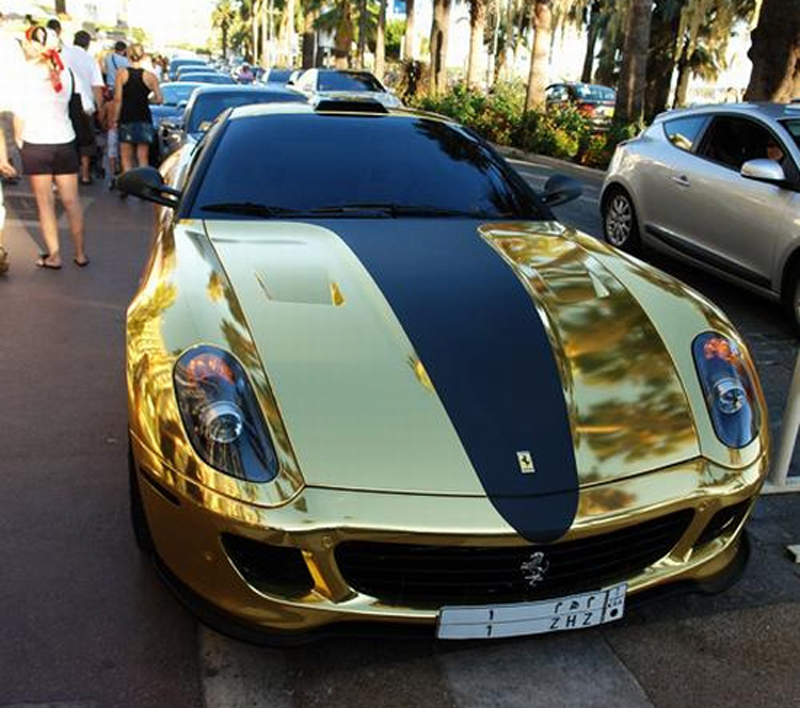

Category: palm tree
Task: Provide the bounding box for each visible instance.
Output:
[614,0,653,123]
[213,0,237,59]
[429,0,452,95]
[466,0,488,88]
[525,0,552,111]
[375,0,387,78]
[744,0,799,101]
[403,0,417,60]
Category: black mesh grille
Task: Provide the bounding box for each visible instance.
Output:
[335,510,694,607]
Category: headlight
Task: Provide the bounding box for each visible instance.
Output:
[692,333,760,448]
[174,345,278,482]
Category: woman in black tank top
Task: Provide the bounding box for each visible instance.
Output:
[113,43,163,173]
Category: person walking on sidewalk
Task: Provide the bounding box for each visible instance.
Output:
[62,30,104,185]
[113,43,162,173]
[14,26,88,269]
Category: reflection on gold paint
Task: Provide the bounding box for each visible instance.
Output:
[479,222,699,483]
[330,281,346,307]
[408,356,435,394]
[127,221,305,509]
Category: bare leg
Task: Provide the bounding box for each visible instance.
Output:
[54,172,86,264]
[135,142,150,168]
[120,141,135,172]
[80,154,91,182]
[30,173,61,265]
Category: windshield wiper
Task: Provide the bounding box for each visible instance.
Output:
[200,202,300,217]
[309,202,496,218]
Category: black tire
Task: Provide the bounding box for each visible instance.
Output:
[785,265,800,336]
[602,187,642,255]
[129,439,155,554]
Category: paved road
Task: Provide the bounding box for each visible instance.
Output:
[0,158,798,708]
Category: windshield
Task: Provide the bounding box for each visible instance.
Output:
[161,84,199,106]
[190,114,541,220]
[186,91,305,132]
[318,72,384,92]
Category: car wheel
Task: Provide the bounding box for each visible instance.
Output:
[786,265,800,335]
[602,188,641,255]
[129,439,155,554]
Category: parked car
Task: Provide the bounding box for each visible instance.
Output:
[119,99,768,643]
[150,81,202,130]
[290,68,402,108]
[175,70,235,85]
[260,67,294,86]
[159,84,307,156]
[168,57,207,81]
[545,82,616,129]
[601,102,800,332]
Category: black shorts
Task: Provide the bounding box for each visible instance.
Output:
[21,141,79,176]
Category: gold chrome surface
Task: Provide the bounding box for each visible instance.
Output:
[127,204,770,635]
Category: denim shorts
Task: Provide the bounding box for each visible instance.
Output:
[119,121,155,145]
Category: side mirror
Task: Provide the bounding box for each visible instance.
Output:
[741,158,786,185]
[161,120,180,132]
[541,174,582,207]
[117,166,181,208]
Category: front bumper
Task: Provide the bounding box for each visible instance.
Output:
[131,432,767,641]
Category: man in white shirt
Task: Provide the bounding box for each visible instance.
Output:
[61,30,104,184]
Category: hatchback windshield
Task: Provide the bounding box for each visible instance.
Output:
[574,84,615,101]
[318,72,384,92]
[190,114,541,220]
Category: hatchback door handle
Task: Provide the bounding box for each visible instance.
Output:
[671,175,691,187]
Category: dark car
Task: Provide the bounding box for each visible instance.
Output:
[150,81,202,130]
[545,82,616,128]
[168,57,207,81]
[160,84,307,156]
[175,70,236,85]
[261,67,294,85]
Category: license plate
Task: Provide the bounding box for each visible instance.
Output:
[437,583,626,639]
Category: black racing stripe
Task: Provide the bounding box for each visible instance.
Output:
[325,219,578,542]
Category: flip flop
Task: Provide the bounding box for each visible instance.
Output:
[74,257,90,267]
[36,254,62,270]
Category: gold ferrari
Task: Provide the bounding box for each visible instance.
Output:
[120,100,769,643]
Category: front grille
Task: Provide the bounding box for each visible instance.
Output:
[335,510,694,607]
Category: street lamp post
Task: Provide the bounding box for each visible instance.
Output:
[768,346,800,489]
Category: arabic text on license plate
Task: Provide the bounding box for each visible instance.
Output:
[437,583,626,639]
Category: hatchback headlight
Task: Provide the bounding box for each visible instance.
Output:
[174,345,278,482]
[692,333,760,448]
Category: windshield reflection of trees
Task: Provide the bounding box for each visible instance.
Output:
[413,120,524,217]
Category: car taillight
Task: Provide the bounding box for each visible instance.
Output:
[577,103,596,117]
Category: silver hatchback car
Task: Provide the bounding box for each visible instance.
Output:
[601,103,800,331]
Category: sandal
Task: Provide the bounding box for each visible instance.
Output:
[0,246,8,274]
[74,256,90,267]
[36,254,62,270]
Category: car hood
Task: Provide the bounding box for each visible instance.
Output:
[203,218,699,497]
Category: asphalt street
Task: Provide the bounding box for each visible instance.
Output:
[0,154,798,708]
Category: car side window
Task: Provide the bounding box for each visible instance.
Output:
[697,116,778,171]
[663,116,707,152]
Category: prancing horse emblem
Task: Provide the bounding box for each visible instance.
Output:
[520,551,549,588]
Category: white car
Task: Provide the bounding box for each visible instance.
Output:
[601,103,800,332]
[290,68,403,108]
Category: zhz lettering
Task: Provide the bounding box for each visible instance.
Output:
[550,612,595,630]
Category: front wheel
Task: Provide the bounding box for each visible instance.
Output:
[602,188,641,255]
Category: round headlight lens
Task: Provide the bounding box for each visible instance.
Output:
[692,333,759,448]
[174,346,278,482]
